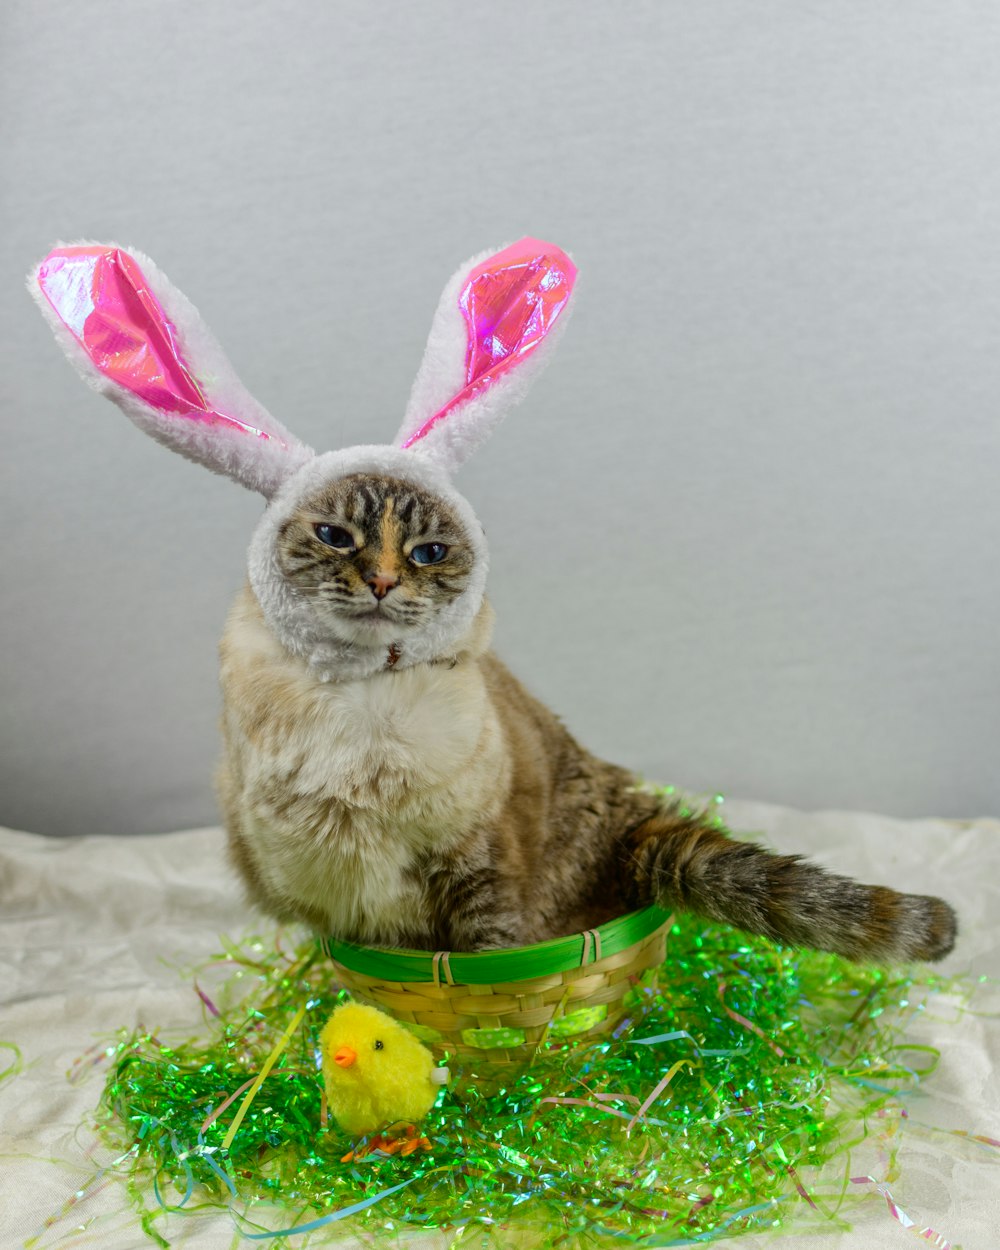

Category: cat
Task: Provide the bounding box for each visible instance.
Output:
[31,238,958,964]
[219,471,958,963]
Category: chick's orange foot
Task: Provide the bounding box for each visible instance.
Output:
[341,1128,432,1163]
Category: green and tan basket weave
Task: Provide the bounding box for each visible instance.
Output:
[320,905,673,1076]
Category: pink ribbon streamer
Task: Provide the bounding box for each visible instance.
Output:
[850,1175,953,1248]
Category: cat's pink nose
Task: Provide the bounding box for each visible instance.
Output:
[366,572,399,600]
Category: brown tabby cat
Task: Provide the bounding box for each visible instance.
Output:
[219,472,957,963]
[31,237,956,964]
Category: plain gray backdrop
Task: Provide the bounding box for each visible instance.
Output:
[3,1,999,836]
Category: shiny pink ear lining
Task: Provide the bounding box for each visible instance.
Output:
[401,238,577,450]
[36,246,272,440]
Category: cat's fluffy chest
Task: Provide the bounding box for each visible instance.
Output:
[219,588,507,939]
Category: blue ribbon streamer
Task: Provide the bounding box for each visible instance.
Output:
[235,1177,419,1240]
[629,1030,741,1058]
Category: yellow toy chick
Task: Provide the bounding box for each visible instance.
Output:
[319,1002,447,1155]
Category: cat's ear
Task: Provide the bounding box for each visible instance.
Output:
[394,238,577,474]
[30,244,314,498]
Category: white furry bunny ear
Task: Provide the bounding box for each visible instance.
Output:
[395,238,577,474]
[30,245,314,497]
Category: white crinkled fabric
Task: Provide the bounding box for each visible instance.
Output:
[1,801,997,1249]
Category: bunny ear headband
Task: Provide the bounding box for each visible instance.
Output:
[30,238,577,677]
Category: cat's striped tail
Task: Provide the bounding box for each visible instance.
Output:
[626,805,956,963]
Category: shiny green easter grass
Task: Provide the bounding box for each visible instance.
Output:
[57,914,960,1249]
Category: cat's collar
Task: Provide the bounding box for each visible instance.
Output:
[384,644,458,672]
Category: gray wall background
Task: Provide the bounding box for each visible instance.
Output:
[3,1,999,836]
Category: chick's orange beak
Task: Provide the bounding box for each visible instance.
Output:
[333,1045,357,1069]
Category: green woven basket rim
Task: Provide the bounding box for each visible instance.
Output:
[319,905,671,985]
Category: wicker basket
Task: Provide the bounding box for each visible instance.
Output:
[320,906,673,1078]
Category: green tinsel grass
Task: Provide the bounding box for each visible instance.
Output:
[55,921,953,1247]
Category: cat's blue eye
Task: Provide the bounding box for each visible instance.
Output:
[410,543,448,566]
[315,524,356,550]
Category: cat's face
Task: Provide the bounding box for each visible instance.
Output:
[275,473,477,648]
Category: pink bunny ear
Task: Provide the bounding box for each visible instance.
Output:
[31,244,313,497]
[395,238,577,473]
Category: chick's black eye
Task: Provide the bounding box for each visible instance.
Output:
[410,542,448,566]
[315,524,356,550]
[373,1039,384,1051]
